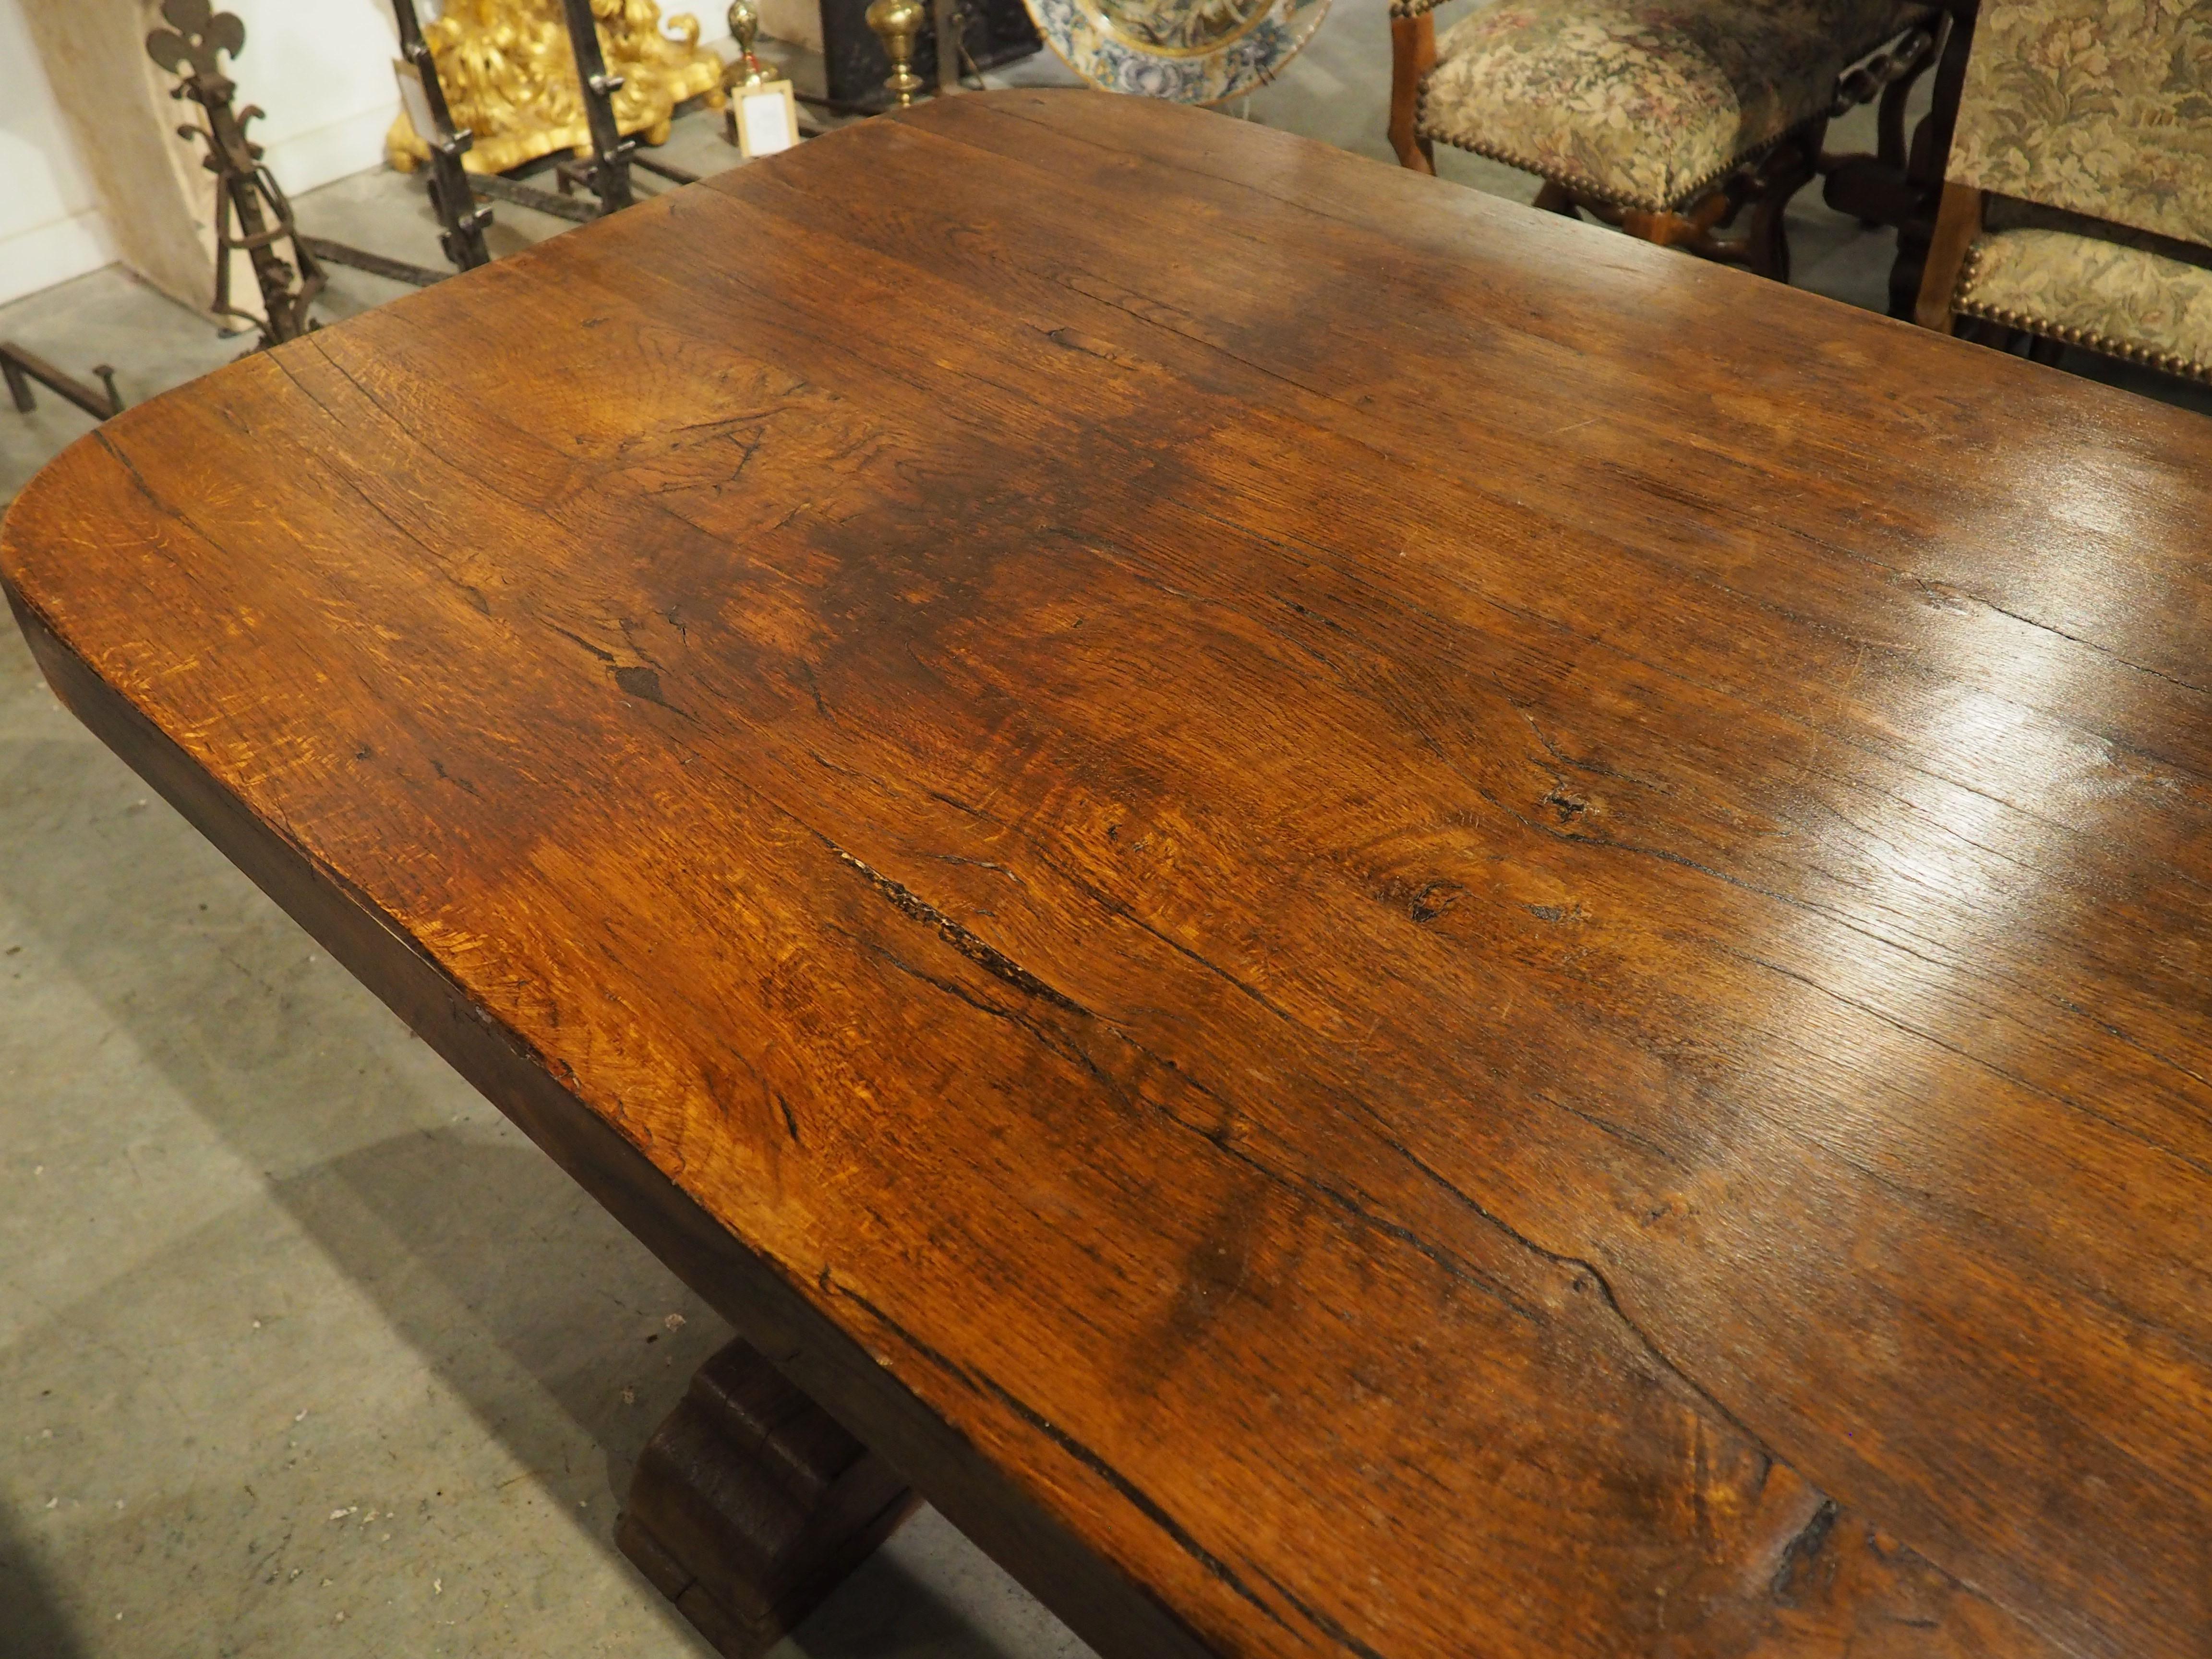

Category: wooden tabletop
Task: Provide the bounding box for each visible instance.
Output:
[7,89,2210,1659]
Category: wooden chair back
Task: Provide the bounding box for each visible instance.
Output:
[1919,0,2212,325]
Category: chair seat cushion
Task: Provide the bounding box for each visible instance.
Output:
[1418,0,1916,212]
[1954,222,2212,384]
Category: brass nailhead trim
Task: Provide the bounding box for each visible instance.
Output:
[1408,14,1917,213]
[1415,92,1803,215]
[1954,243,2212,385]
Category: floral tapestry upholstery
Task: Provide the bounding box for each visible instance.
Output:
[1951,0,2212,251]
[1952,208,2212,381]
[1415,0,1921,212]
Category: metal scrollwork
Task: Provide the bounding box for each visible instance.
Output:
[149,0,326,347]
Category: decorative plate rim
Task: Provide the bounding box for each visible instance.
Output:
[1022,0,1331,106]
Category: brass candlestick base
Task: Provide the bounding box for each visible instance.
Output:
[722,0,799,154]
[725,0,770,85]
[864,0,927,107]
[386,0,725,177]
[723,0,765,144]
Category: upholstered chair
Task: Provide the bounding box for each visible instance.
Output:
[1389,0,1944,281]
[1917,0,2212,383]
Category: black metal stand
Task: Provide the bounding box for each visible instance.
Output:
[631,152,702,185]
[557,0,637,213]
[298,236,451,288]
[471,170,601,224]
[389,0,494,270]
[553,153,699,201]
[148,0,325,346]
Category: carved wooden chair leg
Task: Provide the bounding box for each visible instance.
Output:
[1388,11,1437,174]
[1743,128,1822,282]
[1887,0,1978,319]
[1822,29,1936,229]
[1619,184,1747,264]
[1616,208,1665,247]
[1531,180,1581,217]
[617,1338,918,1658]
[1912,180,1983,332]
[1875,52,1920,172]
[1744,199,1793,281]
[1618,190,1722,251]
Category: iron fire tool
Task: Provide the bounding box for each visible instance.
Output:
[148,0,449,352]
[1,344,124,422]
[546,0,703,205]
[388,0,493,269]
[147,0,327,345]
[558,0,638,211]
[632,153,702,184]
[552,139,701,201]
[395,3,682,230]
[389,0,614,232]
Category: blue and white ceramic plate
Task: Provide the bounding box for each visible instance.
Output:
[1024,0,1329,105]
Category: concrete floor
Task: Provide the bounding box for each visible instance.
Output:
[3,8,2208,1657]
[0,596,1090,1657]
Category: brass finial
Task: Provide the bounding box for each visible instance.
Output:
[864,0,926,107]
[725,0,769,86]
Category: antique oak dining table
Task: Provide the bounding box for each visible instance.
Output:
[6,89,2209,1659]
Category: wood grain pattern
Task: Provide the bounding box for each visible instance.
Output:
[5,89,2210,1659]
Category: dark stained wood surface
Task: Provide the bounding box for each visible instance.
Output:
[618,1336,918,1655]
[6,88,2211,1659]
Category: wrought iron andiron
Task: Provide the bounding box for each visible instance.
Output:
[147,0,326,347]
[388,0,494,269]
[148,0,451,346]
[1,344,124,422]
[558,0,638,212]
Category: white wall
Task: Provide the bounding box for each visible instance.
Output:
[224,0,408,199]
[0,0,739,309]
[1,0,410,303]
[691,3,741,48]
[0,0,116,304]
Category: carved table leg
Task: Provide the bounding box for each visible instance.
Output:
[618,1337,918,1657]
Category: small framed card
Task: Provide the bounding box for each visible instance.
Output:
[732,78,801,159]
